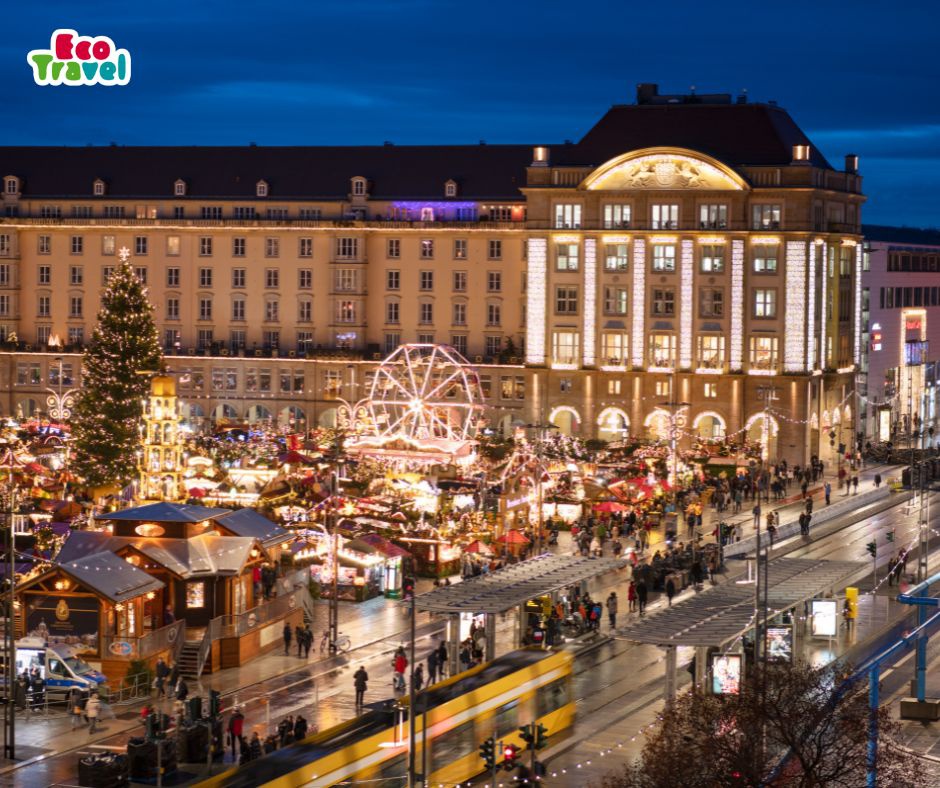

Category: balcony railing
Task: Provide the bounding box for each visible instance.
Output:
[100,619,185,663]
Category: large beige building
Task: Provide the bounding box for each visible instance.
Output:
[0,85,863,463]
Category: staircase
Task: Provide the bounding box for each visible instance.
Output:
[177,641,202,678]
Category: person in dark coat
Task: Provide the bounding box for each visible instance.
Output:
[665,577,677,607]
[283,622,292,656]
[303,625,313,659]
[248,732,262,760]
[294,715,308,742]
[295,625,304,657]
[636,579,648,615]
[354,665,369,708]
[427,648,439,685]
[168,661,180,687]
[436,641,448,678]
[154,657,170,698]
[14,675,27,710]
[175,677,189,702]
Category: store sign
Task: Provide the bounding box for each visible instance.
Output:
[26,594,100,653]
[108,640,134,656]
[811,599,838,637]
[711,654,742,695]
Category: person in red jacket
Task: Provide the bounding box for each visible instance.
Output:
[227,708,245,759]
[393,646,408,692]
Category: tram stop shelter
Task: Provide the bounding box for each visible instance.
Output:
[617,557,867,700]
[413,553,628,674]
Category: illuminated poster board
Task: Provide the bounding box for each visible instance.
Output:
[766,626,793,662]
[811,599,838,637]
[711,653,742,695]
[25,594,100,655]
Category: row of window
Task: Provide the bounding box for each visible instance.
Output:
[384,301,504,327]
[550,285,777,318]
[29,263,316,290]
[878,286,940,309]
[553,242,779,274]
[553,203,780,230]
[886,251,940,273]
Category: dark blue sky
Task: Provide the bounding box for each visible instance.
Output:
[4,1,938,226]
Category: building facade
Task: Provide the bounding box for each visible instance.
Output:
[860,226,940,446]
[0,85,864,463]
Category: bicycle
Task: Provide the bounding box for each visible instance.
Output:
[319,631,352,654]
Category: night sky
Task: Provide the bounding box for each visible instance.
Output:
[4,1,938,227]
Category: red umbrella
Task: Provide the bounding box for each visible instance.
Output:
[593,501,627,513]
[188,487,207,498]
[464,539,494,555]
[496,529,530,545]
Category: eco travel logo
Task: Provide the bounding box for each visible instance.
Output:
[27,29,131,86]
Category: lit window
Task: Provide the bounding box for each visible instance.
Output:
[701,245,724,273]
[655,380,670,397]
[603,204,631,229]
[608,380,621,395]
[704,382,718,398]
[554,204,582,229]
[420,239,434,259]
[652,245,676,272]
[604,243,628,271]
[601,333,628,366]
[256,181,268,197]
[753,246,779,273]
[648,334,676,367]
[697,335,726,369]
[749,336,779,370]
[752,204,781,230]
[556,243,579,271]
[552,331,579,365]
[753,289,777,318]
[651,204,678,230]
[699,204,728,229]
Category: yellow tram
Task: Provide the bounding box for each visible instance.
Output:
[197,648,574,787]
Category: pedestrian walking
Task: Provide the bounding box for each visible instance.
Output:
[168,661,179,688]
[30,672,45,713]
[154,656,170,698]
[303,625,313,658]
[227,708,244,759]
[294,714,308,742]
[85,691,101,734]
[636,579,648,615]
[175,677,189,702]
[752,503,761,529]
[283,622,292,656]
[824,482,831,505]
[874,473,882,488]
[413,664,424,693]
[852,476,859,494]
[354,665,369,708]
[69,686,85,730]
[393,647,407,692]
[437,640,448,678]
[296,625,304,657]
[427,648,439,685]
[665,576,676,607]
[606,592,618,629]
[627,580,637,612]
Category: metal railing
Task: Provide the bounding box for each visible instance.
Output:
[195,616,222,679]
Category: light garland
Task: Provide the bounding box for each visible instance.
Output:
[807,242,817,369]
[631,238,646,368]
[583,239,597,367]
[679,240,693,370]
[525,239,547,365]
[854,242,863,365]
[820,242,828,369]
[784,240,807,373]
[730,240,744,371]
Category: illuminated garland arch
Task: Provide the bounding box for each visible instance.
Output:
[548,405,581,424]
[596,407,630,428]
[692,410,727,438]
[744,413,780,436]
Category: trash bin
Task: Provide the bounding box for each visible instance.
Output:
[78,752,129,787]
[177,722,208,762]
[127,737,157,780]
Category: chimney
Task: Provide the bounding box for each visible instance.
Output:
[531,146,550,167]
[636,83,658,104]
[845,154,859,174]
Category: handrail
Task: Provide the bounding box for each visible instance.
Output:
[195,616,221,678]
[100,619,185,662]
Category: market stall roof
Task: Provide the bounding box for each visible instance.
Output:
[96,502,231,523]
[413,554,628,614]
[56,550,165,603]
[618,557,866,649]
[355,532,412,559]
[213,508,292,547]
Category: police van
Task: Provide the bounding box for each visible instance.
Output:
[14,637,108,694]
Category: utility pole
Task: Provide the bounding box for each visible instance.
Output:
[407,589,417,787]
[328,471,340,654]
[1,441,18,761]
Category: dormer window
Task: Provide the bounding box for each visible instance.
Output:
[93,179,106,196]
[174,179,187,197]
[444,180,457,198]
[351,177,367,197]
[3,176,19,196]
[256,180,269,198]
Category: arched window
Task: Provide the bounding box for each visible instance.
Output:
[444,180,457,197]
[174,179,187,196]
[420,207,434,222]
[93,179,106,196]
[4,176,19,195]
[256,180,268,197]
[351,177,367,197]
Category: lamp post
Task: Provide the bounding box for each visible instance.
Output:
[45,357,77,498]
[0,440,20,761]
[658,400,690,504]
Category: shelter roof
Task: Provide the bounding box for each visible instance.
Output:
[213,508,291,548]
[56,551,165,603]
[95,502,232,523]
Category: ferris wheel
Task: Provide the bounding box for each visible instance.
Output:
[366,344,485,444]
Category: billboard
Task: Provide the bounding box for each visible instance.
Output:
[766,626,793,662]
[711,653,742,695]
[811,599,838,637]
[25,594,100,654]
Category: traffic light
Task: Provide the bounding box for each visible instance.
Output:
[209,689,221,719]
[535,722,549,750]
[887,530,895,543]
[479,737,496,770]
[518,723,535,748]
[145,711,158,741]
[188,696,203,721]
[503,743,520,771]
[866,541,877,558]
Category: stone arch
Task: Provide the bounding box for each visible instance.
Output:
[693,410,727,440]
[548,405,580,436]
[597,407,630,442]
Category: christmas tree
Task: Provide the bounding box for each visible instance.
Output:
[72,248,164,487]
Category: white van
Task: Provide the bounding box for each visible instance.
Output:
[14,637,108,694]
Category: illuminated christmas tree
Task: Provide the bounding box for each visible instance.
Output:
[72,248,164,487]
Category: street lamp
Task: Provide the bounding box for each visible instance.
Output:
[658,399,690,505]
[0,439,21,761]
[45,357,78,498]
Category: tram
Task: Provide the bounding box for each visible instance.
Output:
[196,647,574,787]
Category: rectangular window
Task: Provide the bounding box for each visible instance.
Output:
[298,269,312,289]
[453,239,467,260]
[296,331,313,351]
[699,204,728,229]
[649,334,677,367]
[604,243,629,271]
[486,303,501,326]
[753,289,777,318]
[37,296,50,318]
[556,243,579,271]
[103,205,124,219]
[608,379,622,395]
[500,376,514,400]
[198,236,212,256]
[166,236,180,256]
[199,267,213,288]
[298,237,313,258]
[102,266,113,285]
[554,204,582,229]
[336,237,359,259]
[263,330,280,350]
[752,204,781,229]
[38,235,51,255]
[601,332,628,366]
[70,236,83,255]
[555,286,579,315]
[386,270,400,291]
[265,268,280,288]
[603,204,631,229]
[265,300,279,322]
[71,206,91,218]
[173,206,185,219]
[232,268,246,289]
[485,336,502,356]
[134,266,147,284]
[701,245,725,273]
[336,300,356,323]
[487,271,502,292]
[0,266,9,287]
[420,270,434,291]
[38,265,50,285]
[186,582,205,609]
[68,326,84,345]
[69,296,82,318]
[386,239,400,259]
[232,237,246,257]
[604,286,628,316]
[35,325,49,345]
[453,271,467,292]
[199,297,212,320]
[651,204,679,230]
[749,336,779,370]
[552,331,580,365]
[386,301,400,324]
[753,246,779,273]
[294,298,311,323]
[652,245,676,272]
[384,332,400,353]
[452,302,467,325]
[166,267,180,287]
[704,382,718,398]
[488,239,502,260]
[697,335,726,369]
[334,269,356,292]
[651,288,675,316]
[231,298,245,321]
[699,287,724,317]
[135,236,148,256]
[69,265,83,286]
[267,207,288,221]
[451,334,467,355]
[202,206,223,220]
[419,303,433,324]
[166,297,179,320]
[265,237,280,258]
[101,235,115,256]
[420,239,434,259]
[299,207,321,220]
[16,362,42,385]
